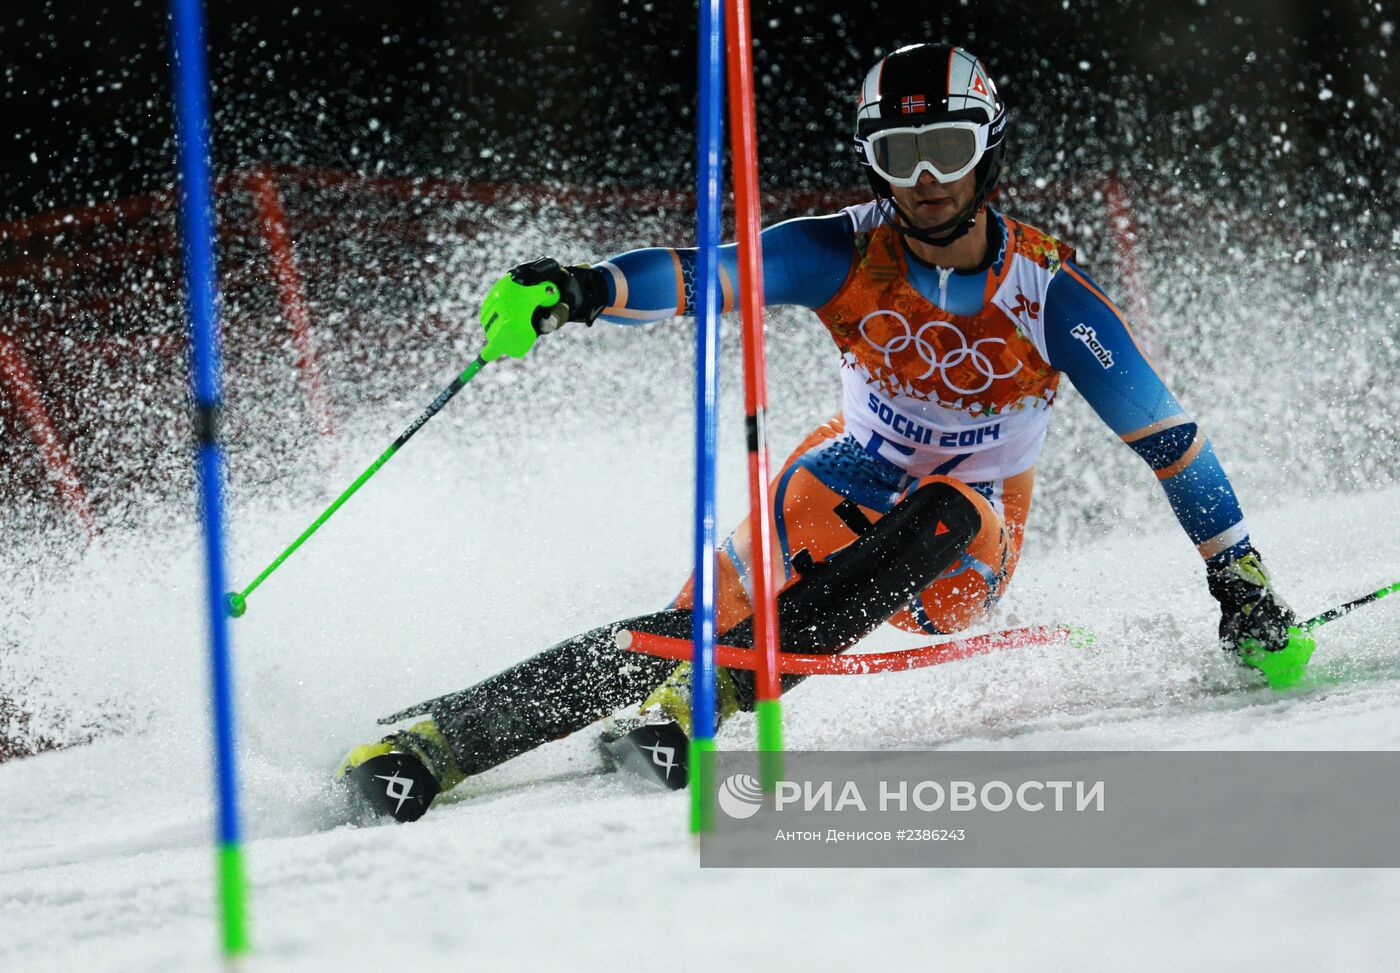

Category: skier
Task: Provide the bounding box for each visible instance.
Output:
[338,44,1313,821]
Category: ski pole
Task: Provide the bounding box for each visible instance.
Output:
[1244,578,1399,689]
[227,269,563,618]
[225,355,489,617]
[1303,579,1400,631]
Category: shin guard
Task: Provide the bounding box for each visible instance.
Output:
[723,479,981,704]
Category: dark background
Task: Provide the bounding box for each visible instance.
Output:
[2,0,1396,766]
[2,0,1397,241]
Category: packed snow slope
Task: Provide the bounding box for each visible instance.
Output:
[3,209,1399,970]
[3,443,1400,970]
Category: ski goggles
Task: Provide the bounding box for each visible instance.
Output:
[861,121,988,187]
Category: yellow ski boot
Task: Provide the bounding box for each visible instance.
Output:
[599,662,739,789]
[336,719,465,822]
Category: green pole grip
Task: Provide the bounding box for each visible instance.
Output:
[480,275,559,362]
[1240,626,1316,689]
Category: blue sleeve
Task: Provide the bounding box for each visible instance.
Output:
[591,213,854,325]
[1043,262,1251,564]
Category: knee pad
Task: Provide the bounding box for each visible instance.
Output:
[724,479,981,685]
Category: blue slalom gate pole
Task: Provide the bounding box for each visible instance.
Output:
[169,0,251,955]
[689,0,725,835]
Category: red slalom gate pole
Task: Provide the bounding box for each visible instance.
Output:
[724,0,783,787]
[615,625,1080,675]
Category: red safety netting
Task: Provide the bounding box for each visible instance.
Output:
[0,165,1148,539]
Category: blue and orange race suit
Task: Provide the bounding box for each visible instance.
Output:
[593,203,1249,636]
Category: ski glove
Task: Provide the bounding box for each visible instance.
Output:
[479,258,609,361]
[1206,548,1298,653]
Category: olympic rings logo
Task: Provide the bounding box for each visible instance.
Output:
[858,309,1023,396]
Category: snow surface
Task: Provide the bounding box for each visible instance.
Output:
[2,200,1399,968]
[3,417,1399,971]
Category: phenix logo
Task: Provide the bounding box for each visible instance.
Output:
[1070,323,1114,369]
[717,773,765,819]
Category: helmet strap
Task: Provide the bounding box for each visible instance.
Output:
[866,170,981,247]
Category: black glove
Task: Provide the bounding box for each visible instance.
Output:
[506,257,609,331]
[1206,548,1298,653]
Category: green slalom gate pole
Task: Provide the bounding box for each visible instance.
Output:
[226,268,558,618]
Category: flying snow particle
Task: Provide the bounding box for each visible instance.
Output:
[1318,87,1334,101]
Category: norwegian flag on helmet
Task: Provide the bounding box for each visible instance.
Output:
[899,94,927,114]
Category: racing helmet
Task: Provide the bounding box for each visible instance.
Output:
[855,44,1008,246]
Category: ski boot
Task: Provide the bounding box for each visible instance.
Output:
[336,718,466,823]
[599,661,739,790]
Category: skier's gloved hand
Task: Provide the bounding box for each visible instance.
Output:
[1206,548,1297,653]
[512,257,609,327]
[479,258,609,361]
